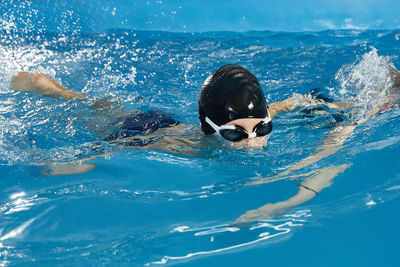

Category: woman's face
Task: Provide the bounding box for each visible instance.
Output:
[226,118,270,149]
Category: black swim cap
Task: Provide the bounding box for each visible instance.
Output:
[199,65,269,134]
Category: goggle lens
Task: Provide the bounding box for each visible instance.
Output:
[219,121,272,142]
[220,128,248,142]
[254,121,273,136]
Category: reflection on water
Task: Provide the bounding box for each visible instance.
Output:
[152,210,308,265]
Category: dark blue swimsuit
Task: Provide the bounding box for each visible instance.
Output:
[103,110,179,146]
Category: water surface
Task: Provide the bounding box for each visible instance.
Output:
[1,28,400,266]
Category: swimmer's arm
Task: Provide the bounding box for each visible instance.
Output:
[268,98,294,118]
[233,124,355,225]
[269,93,352,118]
[12,72,87,100]
[233,164,349,226]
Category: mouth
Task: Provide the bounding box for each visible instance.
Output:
[229,135,269,149]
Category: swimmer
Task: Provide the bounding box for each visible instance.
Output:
[11,65,329,158]
[11,64,400,225]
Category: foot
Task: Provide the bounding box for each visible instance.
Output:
[11,71,35,92]
[12,72,87,100]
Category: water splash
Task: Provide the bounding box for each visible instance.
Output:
[333,47,397,120]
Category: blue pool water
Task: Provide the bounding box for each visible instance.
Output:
[1,3,400,267]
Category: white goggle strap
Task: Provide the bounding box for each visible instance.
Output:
[205,116,221,135]
[205,116,236,136]
[264,108,272,124]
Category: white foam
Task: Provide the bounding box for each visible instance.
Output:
[334,47,396,120]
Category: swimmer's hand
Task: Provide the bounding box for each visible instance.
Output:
[12,72,87,100]
[233,203,285,227]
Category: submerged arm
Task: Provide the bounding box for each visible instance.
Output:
[232,124,357,225]
[233,164,349,226]
[233,127,354,226]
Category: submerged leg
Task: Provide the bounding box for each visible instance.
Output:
[12,72,87,100]
[12,71,120,112]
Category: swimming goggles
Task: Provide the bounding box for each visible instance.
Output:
[205,110,272,142]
